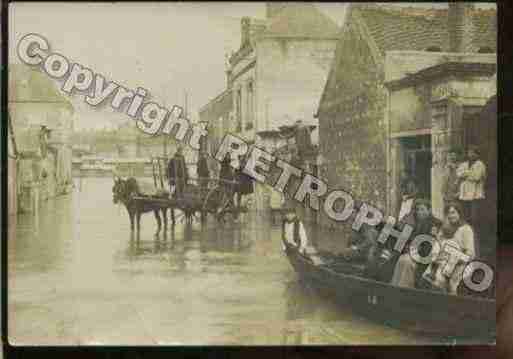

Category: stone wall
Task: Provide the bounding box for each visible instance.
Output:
[318,20,388,231]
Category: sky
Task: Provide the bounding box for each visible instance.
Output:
[9,2,494,130]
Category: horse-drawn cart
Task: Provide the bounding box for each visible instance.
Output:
[131,177,247,225]
[122,156,247,228]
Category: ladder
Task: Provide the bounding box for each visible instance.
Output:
[151,156,168,189]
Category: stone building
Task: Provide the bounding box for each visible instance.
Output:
[200,2,339,211]
[9,64,75,213]
[316,4,496,231]
[198,89,233,177]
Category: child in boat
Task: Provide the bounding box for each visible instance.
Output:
[281,205,308,253]
[281,205,324,265]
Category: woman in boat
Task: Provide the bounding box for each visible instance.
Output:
[426,202,476,295]
[390,198,442,289]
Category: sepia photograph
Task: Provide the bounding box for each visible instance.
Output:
[6,2,497,346]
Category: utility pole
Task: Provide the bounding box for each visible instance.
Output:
[184,89,188,120]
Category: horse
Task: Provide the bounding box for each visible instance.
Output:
[112,177,172,234]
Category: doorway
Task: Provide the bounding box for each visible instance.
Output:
[399,135,432,201]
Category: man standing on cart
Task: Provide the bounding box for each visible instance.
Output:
[168,146,188,198]
[197,150,210,191]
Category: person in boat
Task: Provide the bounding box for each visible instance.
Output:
[339,223,380,263]
[390,198,442,289]
[423,201,476,295]
[282,205,313,255]
[337,221,394,282]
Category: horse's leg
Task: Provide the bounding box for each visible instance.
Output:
[136,211,141,233]
[162,208,168,231]
[129,211,135,231]
[201,210,207,225]
[154,209,161,235]
[170,208,175,226]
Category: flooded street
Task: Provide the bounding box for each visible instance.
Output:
[9,177,438,345]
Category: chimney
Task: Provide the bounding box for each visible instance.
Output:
[448,3,475,53]
[266,2,287,18]
[241,17,251,47]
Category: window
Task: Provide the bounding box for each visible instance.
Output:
[236,89,242,132]
[246,81,254,130]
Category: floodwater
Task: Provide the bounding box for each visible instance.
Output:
[9,177,444,345]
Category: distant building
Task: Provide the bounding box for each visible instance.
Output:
[9,63,75,213]
[317,3,496,229]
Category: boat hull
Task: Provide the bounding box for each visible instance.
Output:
[285,247,495,339]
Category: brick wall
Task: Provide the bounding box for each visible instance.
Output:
[318,21,388,231]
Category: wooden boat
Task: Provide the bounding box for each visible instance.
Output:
[283,242,496,339]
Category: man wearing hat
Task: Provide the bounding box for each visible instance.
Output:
[168,146,188,198]
[294,119,312,160]
[39,125,51,158]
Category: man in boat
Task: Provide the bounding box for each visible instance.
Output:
[337,221,393,281]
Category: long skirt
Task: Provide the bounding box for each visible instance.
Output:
[391,253,417,288]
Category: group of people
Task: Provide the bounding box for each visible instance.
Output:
[166,146,254,209]
[282,198,477,296]
[399,146,487,255]
[282,146,486,296]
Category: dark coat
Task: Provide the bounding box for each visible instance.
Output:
[235,160,254,195]
[168,154,188,184]
[197,156,210,178]
[219,160,233,183]
[295,126,312,153]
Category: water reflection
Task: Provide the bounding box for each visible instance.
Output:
[9,177,432,345]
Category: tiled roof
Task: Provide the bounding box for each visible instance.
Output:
[354,5,496,54]
[260,3,339,39]
[385,62,497,91]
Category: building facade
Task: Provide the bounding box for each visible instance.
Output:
[198,89,233,177]
[9,64,75,214]
[317,4,496,232]
[200,2,340,211]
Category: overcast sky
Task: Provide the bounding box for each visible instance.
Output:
[9,2,494,130]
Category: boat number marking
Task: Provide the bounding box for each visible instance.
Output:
[367,295,378,305]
